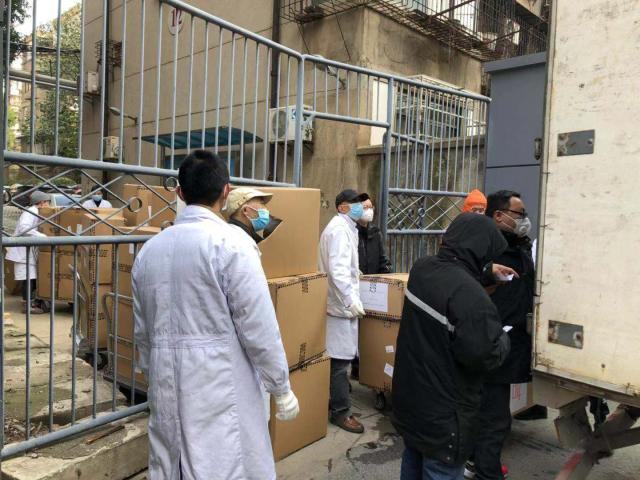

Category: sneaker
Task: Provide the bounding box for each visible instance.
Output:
[502,464,509,479]
[330,415,364,434]
[463,461,476,479]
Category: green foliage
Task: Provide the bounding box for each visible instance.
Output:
[51,176,76,186]
[21,4,81,158]
[5,0,30,63]
[7,106,18,150]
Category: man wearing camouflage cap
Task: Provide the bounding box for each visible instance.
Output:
[224,186,273,243]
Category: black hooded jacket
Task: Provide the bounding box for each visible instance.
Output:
[391,213,511,466]
[357,224,392,275]
[486,231,535,384]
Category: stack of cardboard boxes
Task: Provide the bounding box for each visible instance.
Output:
[35,185,173,355]
[254,187,330,461]
[357,274,409,393]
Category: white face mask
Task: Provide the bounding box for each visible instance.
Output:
[513,217,532,237]
[361,208,374,223]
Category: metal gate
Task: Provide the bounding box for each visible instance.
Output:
[0,0,488,460]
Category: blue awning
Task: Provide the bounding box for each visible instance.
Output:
[139,127,262,149]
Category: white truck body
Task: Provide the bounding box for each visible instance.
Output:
[534,0,640,407]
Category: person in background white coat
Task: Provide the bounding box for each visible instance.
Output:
[133,150,299,480]
[82,188,113,209]
[319,189,368,434]
[6,190,50,314]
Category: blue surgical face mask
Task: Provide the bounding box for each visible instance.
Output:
[92,195,103,204]
[248,207,270,232]
[347,202,364,221]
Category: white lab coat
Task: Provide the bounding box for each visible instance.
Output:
[82,198,113,209]
[132,205,290,480]
[6,206,46,280]
[319,214,361,360]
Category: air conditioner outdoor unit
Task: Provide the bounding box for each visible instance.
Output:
[103,136,120,161]
[85,71,100,95]
[268,105,313,143]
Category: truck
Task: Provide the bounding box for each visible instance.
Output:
[533,0,640,477]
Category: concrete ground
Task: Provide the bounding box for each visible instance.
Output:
[6,298,640,479]
[5,294,74,355]
[276,383,640,480]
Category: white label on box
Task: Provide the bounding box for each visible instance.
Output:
[384,363,394,378]
[76,223,82,234]
[385,345,394,354]
[359,281,389,313]
[148,206,152,218]
[129,243,135,255]
[134,365,142,374]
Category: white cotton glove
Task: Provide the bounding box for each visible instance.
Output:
[348,299,366,318]
[274,390,300,421]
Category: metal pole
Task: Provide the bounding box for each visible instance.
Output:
[0,0,6,453]
[118,0,128,164]
[292,59,304,186]
[29,0,38,152]
[77,0,86,158]
[98,0,109,162]
[136,0,146,165]
[380,78,394,242]
[53,0,63,156]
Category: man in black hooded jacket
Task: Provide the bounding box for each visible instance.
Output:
[392,213,511,480]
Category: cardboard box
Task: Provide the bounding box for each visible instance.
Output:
[358,315,400,392]
[269,356,330,460]
[113,354,148,391]
[36,252,75,301]
[113,226,161,297]
[38,207,64,237]
[268,273,327,368]
[78,245,113,285]
[77,213,126,285]
[57,274,75,301]
[252,187,320,279]
[36,251,54,299]
[78,283,114,349]
[112,337,148,391]
[509,382,534,415]
[359,273,409,320]
[104,295,135,341]
[122,184,176,228]
[3,258,21,295]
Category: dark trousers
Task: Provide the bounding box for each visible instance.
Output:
[21,279,36,301]
[472,383,512,480]
[400,447,464,480]
[329,358,352,422]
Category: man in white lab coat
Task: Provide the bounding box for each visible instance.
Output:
[319,189,368,434]
[133,150,299,480]
[81,188,112,209]
[6,190,50,314]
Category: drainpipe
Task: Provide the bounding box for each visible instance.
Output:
[269,0,281,181]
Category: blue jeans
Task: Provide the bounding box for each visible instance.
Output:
[400,447,464,480]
